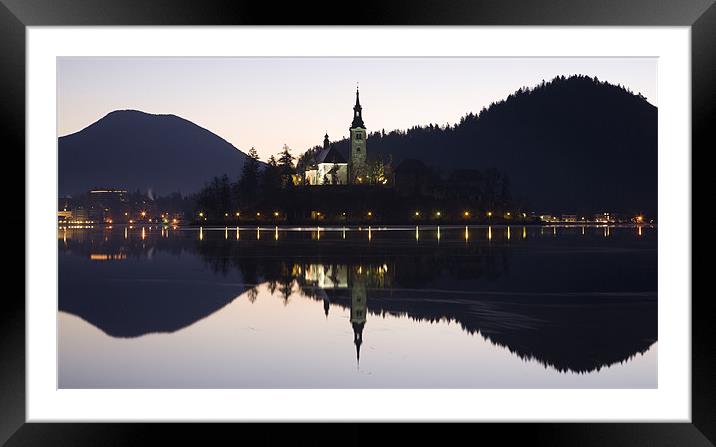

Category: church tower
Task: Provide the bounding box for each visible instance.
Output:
[350,268,367,365]
[349,86,367,183]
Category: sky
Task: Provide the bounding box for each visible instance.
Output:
[58,57,657,161]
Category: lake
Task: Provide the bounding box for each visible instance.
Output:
[58,224,657,388]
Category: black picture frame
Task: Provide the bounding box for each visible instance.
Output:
[4,0,711,444]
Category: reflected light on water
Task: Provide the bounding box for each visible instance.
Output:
[436,226,441,242]
[199,227,203,241]
[225,227,228,240]
[368,226,372,241]
[257,227,261,240]
[141,227,146,240]
[275,226,279,241]
[58,225,658,389]
[124,227,128,240]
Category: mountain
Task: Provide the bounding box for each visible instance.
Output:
[59,110,250,196]
[324,75,658,215]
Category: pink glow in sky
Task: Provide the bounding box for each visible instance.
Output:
[58,57,656,161]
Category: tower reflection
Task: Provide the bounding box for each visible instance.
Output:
[59,225,657,374]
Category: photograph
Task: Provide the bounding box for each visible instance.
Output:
[56,56,658,389]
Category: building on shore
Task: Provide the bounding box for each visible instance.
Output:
[88,188,129,222]
[305,133,348,185]
[305,86,369,186]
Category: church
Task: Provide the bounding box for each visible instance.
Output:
[305,87,368,185]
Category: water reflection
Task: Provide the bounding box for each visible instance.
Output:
[59,224,657,387]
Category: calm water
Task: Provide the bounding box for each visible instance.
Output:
[58,224,657,388]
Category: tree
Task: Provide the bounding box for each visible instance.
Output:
[261,155,282,199]
[277,144,296,187]
[238,147,260,207]
[328,164,340,185]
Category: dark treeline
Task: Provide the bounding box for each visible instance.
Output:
[193,148,520,224]
[298,75,657,217]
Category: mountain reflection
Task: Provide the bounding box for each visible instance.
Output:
[59,225,657,374]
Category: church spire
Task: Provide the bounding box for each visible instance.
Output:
[351,84,365,129]
[323,132,330,150]
[353,321,364,366]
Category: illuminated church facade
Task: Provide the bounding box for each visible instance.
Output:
[305,87,368,185]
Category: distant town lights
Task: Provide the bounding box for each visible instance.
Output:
[463,211,470,217]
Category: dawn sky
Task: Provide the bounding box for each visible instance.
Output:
[58,57,656,161]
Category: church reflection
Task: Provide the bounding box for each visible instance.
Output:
[298,263,390,363]
[59,225,657,374]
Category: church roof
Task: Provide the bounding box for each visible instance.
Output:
[316,146,347,164]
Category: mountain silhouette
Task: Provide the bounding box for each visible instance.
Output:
[325,75,657,215]
[58,110,251,196]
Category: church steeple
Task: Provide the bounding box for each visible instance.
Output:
[351,86,365,129]
[323,132,330,151]
[353,321,364,365]
[349,269,367,366]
